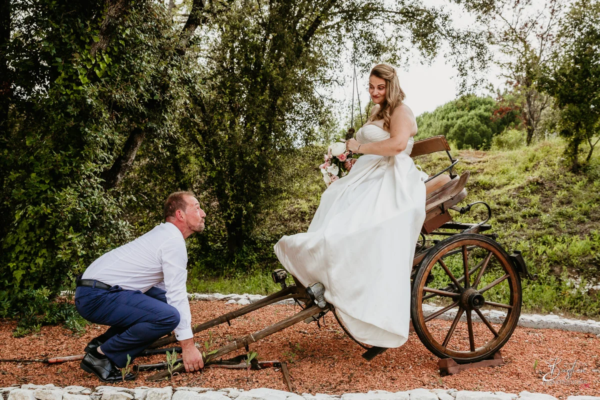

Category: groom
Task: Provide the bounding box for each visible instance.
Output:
[75,191,206,382]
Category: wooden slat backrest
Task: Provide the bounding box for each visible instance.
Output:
[411,135,451,158]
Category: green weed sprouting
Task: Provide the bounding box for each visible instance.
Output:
[166,350,178,380]
[121,354,132,382]
[246,351,258,376]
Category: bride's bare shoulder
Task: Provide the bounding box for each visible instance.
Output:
[394,103,415,119]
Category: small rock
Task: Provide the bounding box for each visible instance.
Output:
[518,392,558,400]
[173,392,229,400]
[21,388,55,392]
[64,394,91,400]
[408,389,437,400]
[237,388,291,400]
[302,394,336,400]
[146,388,172,400]
[566,397,600,400]
[430,390,453,400]
[456,391,508,400]
[101,393,133,400]
[8,390,35,400]
[216,389,242,399]
[64,388,91,395]
[493,392,517,400]
[237,298,251,306]
[175,389,213,394]
[34,389,63,400]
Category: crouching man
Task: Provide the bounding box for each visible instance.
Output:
[75,191,206,382]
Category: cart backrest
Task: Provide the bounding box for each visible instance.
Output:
[411,136,451,158]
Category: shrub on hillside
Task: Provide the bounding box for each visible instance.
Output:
[491,129,526,150]
[416,95,521,149]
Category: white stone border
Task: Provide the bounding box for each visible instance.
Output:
[188,293,600,335]
[1,384,598,400]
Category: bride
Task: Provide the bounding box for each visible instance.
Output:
[274,64,427,348]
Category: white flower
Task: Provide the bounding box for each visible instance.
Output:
[326,164,339,176]
[323,174,331,185]
[320,167,328,176]
[330,142,346,157]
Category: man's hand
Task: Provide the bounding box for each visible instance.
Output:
[180,338,204,372]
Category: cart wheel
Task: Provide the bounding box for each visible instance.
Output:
[411,234,521,363]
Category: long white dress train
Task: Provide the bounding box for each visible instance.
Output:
[274,123,427,348]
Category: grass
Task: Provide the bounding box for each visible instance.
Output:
[188,138,600,319]
[188,268,281,295]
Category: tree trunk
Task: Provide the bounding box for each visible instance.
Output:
[91,0,132,58]
[102,128,146,189]
[525,123,535,146]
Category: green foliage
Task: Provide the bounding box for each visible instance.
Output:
[165,349,178,380]
[2,289,89,337]
[540,0,600,170]
[416,95,521,149]
[491,129,526,151]
[121,354,133,382]
[1,0,195,321]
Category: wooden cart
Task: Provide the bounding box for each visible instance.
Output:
[146,135,535,380]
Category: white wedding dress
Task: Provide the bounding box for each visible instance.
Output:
[274,123,427,348]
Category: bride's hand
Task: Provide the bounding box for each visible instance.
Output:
[346,139,361,153]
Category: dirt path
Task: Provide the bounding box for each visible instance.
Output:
[1,301,599,399]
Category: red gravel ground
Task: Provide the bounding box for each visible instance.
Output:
[1,300,599,399]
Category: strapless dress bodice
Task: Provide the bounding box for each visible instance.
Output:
[356,124,414,156]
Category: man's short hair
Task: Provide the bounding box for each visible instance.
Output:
[164,191,196,220]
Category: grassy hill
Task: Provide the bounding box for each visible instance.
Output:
[189,139,600,319]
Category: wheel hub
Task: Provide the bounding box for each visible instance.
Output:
[461,288,484,310]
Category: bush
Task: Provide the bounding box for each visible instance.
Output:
[416,95,521,149]
[491,129,526,150]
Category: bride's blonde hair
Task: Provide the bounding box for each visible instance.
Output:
[369,64,406,130]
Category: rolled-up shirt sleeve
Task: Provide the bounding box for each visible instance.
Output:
[159,237,193,341]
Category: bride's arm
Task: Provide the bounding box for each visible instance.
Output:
[346,104,415,156]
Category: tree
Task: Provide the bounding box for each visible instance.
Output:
[416,95,520,149]
[540,0,600,170]
[0,0,205,315]
[461,0,563,145]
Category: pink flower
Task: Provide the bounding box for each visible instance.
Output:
[319,161,330,169]
[337,153,347,162]
[324,154,330,162]
[344,158,357,171]
[331,175,339,182]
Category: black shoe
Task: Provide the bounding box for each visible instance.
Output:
[80,350,136,383]
[84,338,104,353]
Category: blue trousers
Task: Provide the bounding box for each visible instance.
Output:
[75,285,180,368]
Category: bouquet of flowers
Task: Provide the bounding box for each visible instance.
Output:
[319,141,357,186]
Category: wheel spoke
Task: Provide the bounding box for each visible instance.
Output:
[472,251,493,289]
[438,259,463,291]
[424,301,459,323]
[422,287,460,298]
[474,308,499,337]
[466,309,476,352]
[442,306,464,348]
[479,274,510,293]
[484,300,513,309]
[462,245,470,288]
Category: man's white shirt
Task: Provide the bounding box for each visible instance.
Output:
[82,222,193,341]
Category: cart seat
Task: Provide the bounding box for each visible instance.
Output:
[425,174,451,196]
[422,171,470,234]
